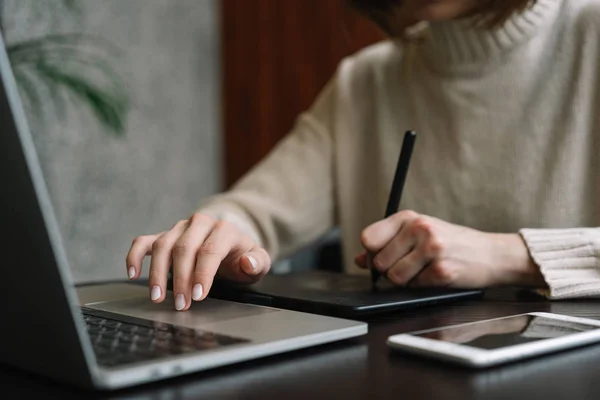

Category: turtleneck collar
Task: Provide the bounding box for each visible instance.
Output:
[415,0,563,73]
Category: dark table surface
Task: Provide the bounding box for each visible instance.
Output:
[3,287,600,400]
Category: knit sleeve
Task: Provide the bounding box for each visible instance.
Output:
[519,228,600,299]
[195,76,338,262]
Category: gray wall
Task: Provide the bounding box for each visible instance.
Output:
[4,0,221,283]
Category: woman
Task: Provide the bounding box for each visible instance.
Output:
[126,0,600,311]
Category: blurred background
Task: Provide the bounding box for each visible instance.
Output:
[2,0,382,283]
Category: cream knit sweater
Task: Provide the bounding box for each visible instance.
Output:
[199,0,600,299]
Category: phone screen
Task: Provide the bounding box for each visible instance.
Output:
[412,315,600,350]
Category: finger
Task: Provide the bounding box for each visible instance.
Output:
[126,233,162,280]
[354,251,368,268]
[409,262,455,288]
[371,222,418,273]
[386,247,429,287]
[171,214,217,311]
[360,210,419,253]
[226,245,271,282]
[190,221,246,303]
[408,241,451,288]
[148,220,189,304]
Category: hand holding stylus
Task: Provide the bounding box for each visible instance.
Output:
[356,209,545,289]
[356,133,546,290]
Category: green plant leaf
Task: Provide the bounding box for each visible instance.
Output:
[34,61,128,136]
[7,33,129,137]
[7,33,122,63]
[2,1,129,137]
[11,49,127,97]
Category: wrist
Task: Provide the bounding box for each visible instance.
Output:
[490,233,547,288]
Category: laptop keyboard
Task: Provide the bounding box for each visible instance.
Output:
[81,307,250,368]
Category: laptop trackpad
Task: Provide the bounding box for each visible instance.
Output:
[85,295,277,328]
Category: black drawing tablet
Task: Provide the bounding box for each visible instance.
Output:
[208,270,483,318]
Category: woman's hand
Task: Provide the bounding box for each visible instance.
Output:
[126,213,270,311]
[355,210,546,289]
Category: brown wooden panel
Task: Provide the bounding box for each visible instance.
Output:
[221,0,383,187]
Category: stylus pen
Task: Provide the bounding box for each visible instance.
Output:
[370,130,417,289]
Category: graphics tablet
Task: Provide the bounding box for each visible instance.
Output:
[208,270,483,318]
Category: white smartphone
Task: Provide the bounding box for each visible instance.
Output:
[387,312,600,368]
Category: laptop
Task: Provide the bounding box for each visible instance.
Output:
[209,270,483,318]
[0,32,367,390]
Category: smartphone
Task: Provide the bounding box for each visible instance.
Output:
[387,312,600,368]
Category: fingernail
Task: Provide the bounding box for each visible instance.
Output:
[247,255,258,271]
[192,284,203,301]
[175,294,186,311]
[150,285,161,301]
[128,266,135,279]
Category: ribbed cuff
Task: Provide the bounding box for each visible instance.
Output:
[519,228,600,299]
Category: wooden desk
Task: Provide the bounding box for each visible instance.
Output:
[2,289,599,399]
